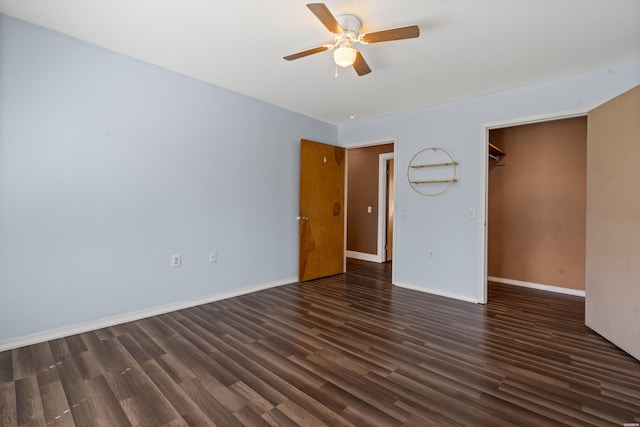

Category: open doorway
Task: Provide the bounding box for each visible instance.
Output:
[485,117,587,300]
[345,142,395,265]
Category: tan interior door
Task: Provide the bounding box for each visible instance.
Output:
[386,159,394,261]
[585,85,640,360]
[299,139,345,281]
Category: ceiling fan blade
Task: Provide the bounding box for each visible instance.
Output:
[361,25,420,43]
[353,51,371,76]
[307,3,343,34]
[283,45,331,61]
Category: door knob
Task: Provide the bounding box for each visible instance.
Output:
[297,216,309,221]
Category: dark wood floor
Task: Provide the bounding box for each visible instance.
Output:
[1,259,639,426]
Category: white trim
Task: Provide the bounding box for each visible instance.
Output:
[378,152,395,263]
[390,142,398,286]
[394,281,480,304]
[481,108,590,304]
[478,125,489,304]
[0,277,296,352]
[483,108,588,130]
[346,250,381,263]
[488,276,586,297]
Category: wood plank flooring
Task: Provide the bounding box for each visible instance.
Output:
[1,259,639,426]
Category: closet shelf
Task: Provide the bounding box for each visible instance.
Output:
[489,142,506,160]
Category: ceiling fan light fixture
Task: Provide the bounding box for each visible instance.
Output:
[284,3,420,77]
[334,46,356,67]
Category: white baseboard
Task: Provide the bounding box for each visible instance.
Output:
[346,250,382,263]
[0,277,296,352]
[393,281,480,304]
[488,276,585,297]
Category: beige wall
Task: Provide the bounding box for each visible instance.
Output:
[347,143,394,255]
[488,117,587,290]
[586,85,640,361]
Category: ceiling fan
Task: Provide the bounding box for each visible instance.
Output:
[284,3,420,76]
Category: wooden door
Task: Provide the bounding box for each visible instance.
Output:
[299,139,345,281]
[385,159,394,261]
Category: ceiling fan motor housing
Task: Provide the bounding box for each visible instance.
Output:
[336,14,362,39]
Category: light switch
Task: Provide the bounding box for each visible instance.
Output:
[367,206,372,213]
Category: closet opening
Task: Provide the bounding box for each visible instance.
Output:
[485,116,587,301]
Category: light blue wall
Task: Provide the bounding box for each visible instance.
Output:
[339,61,640,302]
[3,13,639,346]
[0,15,336,343]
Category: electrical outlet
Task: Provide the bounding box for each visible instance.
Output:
[428,250,434,260]
[209,251,217,263]
[171,254,181,268]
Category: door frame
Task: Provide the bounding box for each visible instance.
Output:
[378,153,395,263]
[480,108,588,304]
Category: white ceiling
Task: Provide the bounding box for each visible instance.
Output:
[1,0,639,124]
